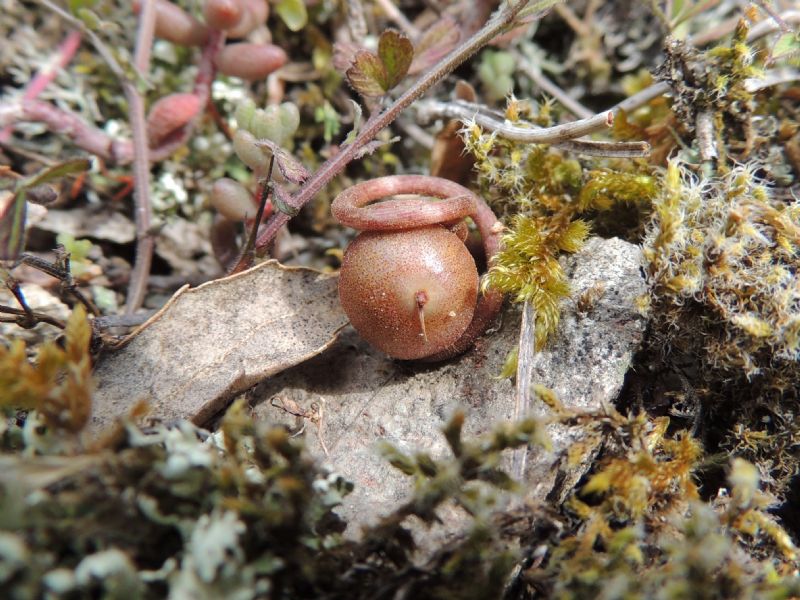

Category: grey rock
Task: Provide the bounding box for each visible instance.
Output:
[251,237,648,548]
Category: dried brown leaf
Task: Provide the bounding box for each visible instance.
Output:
[254,139,310,184]
[409,17,460,75]
[91,261,348,432]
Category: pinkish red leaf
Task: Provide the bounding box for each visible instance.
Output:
[146,93,202,148]
[409,17,460,75]
[214,42,288,80]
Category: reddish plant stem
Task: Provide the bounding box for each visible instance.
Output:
[254,0,531,254]
[0,101,131,162]
[124,0,158,314]
[0,27,223,165]
[332,174,504,361]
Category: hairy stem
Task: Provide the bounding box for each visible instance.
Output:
[254,0,534,254]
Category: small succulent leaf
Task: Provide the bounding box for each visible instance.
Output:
[234,99,257,132]
[0,190,26,261]
[75,7,101,29]
[345,51,389,97]
[251,106,285,145]
[378,30,413,89]
[277,102,300,140]
[254,140,309,184]
[275,0,308,32]
[19,158,91,191]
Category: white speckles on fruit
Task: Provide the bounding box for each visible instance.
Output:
[338,227,479,360]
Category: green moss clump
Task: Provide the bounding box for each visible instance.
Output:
[0,320,558,600]
[643,160,800,383]
[461,99,657,353]
[523,403,799,599]
[486,215,589,349]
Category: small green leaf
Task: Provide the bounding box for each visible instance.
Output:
[68,0,97,13]
[56,233,93,263]
[76,7,101,29]
[314,101,341,143]
[772,31,800,59]
[2,159,90,261]
[275,0,308,32]
[378,30,413,89]
[19,159,91,191]
[497,347,518,379]
[345,51,388,97]
[0,190,26,261]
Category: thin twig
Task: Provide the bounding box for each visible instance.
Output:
[689,9,800,46]
[124,0,158,315]
[0,305,67,330]
[520,63,593,119]
[511,299,535,480]
[696,110,717,162]
[0,101,131,163]
[345,0,368,40]
[374,0,422,39]
[745,68,800,92]
[133,0,158,73]
[418,99,613,142]
[416,80,667,156]
[36,0,153,314]
[397,117,436,149]
[229,156,275,273]
[254,0,534,254]
[554,139,650,157]
[553,2,589,36]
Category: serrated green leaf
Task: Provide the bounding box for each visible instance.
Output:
[345,51,388,97]
[378,30,413,90]
[275,0,308,32]
[18,159,91,191]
